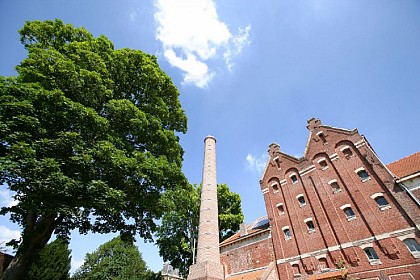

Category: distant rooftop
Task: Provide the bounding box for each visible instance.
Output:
[387,152,420,179]
[220,216,269,246]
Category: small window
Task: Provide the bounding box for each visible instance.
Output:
[318,258,329,271]
[356,169,370,181]
[329,180,341,193]
[375,196,390,208]
[403,238,420,255]
[277,203,285,215]
[272,183,279,193]
[342,148,353,158]
[297,195,306,207]
[344,207,356,220]
[290,175,298,184]
[319,159,328,170]
[317,131,327,144]
[283,228,291,240]
[306,220,315,232]
[292,263,301,276]
[364,247,379,261]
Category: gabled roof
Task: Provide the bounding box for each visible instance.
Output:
[387,152,420,179]
[220,216,269,246]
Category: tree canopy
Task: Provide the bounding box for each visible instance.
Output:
[0,19,187,280]
[27,238,71,280]
[72,236,151,280]
[156,183,243,276]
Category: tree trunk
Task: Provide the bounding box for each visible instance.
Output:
[1,214,57,280]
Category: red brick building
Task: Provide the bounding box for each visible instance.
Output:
[221,118,420,280]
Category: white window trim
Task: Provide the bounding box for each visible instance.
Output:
[304,217,313,223]
[276,203,285,215]
[370,193,383,199]
[316,131,324,136]
[340,204,351,210]
[289,173,298,184]
[355,167,371,182]
[340,146,350,152]
[317,158,328,170]
[403,238,420,258]
[271,182,279,193]
[328,179,337,185]
[296,194,306,207]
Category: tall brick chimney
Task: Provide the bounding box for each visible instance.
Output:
[188,136,224,280]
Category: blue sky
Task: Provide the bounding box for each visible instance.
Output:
[1,0,419,274]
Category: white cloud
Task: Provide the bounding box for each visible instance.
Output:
[154,0,251,88]
[224,25,251,71]
[130,10,138,22]
[0,189,18,208]
[246,153,268,173]
[0,225,21,252]
[71,258,84,273]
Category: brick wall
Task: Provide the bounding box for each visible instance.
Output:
[259,119,420,280]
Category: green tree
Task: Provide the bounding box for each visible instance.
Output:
[156,183,243,276]
[27,238,71,280]
[0,19,187,280]
[71,236,149,280]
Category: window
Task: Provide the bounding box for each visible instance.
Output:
[403,238,420,258]
[306,220,315,233]
[341,147,353,158]
[292,263,301,276]
[277,203,285,215]
[317,131,327,144]
[340,205,356,221]
[318,159,328,170]
[329,180,341,193]
[356,169,370,181]
[375,196,390,209]
[290,174,298,184]
[318,258,329,271]
[364,247,379,261]
[271,182,279,193]
[297,195,306,207]
[283,227,291,240]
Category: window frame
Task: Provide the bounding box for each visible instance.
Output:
[282,226,292,240]
[296,194,306,207]
[355,168,370,182]
[340,204,356,221]
[328,179,341,194]
[363,247,381,265]
[276,203,285,215]
[403,238,420,258]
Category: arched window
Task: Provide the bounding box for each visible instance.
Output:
[271,182,279,193]
[282,226,291,240]
[318,158,328,170]
[291,263,301,276]
[403,238,420,257]
[364,247,379,261]
[276,203,285,215]
[340,204,356,221]
[328,179,341,193]
[305,219,315,233]
[371,193,390,210]
[341,146,353,159]
[318,258,329,271]
[290,174,298,184]
[297,194,306,207]
[355,168,370,181]
[375,196,388,206]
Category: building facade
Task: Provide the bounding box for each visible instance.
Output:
[221,118,420,280]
